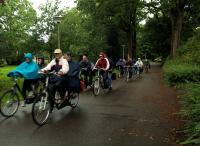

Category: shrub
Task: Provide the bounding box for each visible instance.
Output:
[180,83,200,145]
[163,59,200,86]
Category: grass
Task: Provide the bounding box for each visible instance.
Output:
[0,66,23,95]
[163,58,200,145]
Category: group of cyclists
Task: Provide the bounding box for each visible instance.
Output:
[7,48,150,108]
[116,57,150,79]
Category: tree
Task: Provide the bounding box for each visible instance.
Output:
[0,0,37,63]
[77,0,141,59]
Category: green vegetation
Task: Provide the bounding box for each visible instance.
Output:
[179,83,200,145]
[0,0,200,144]
[164,29,200,145]
[163,59,200,86]
[0,66,23,95]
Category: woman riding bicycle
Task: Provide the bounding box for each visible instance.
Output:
[93,52,111,89]
[7,53,40,106]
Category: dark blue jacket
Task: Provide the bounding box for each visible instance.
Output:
[67,60,80,92]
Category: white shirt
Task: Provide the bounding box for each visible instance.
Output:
[41,56,69,74]
[135,60,143,68]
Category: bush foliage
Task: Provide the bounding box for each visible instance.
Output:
[163,59,200,86]
[163,58,200,145]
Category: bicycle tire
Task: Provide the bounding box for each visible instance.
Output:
[32,93,51,126]
[69,93,79,108]
[0,90,20,117]
[93,78,100,96]
[126,71,129,82]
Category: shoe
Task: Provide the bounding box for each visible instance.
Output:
[21,100,26,107]
[28,91,34,98]
[109,86,112,90]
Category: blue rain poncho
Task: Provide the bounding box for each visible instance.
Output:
[7,53,40,79]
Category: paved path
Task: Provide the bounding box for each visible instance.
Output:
[0,65,180,146]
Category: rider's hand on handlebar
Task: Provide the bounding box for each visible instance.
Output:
[58,71,64,76]
[43,70,49,74]
[101,68,107,71]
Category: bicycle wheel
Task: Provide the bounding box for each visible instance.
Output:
[0,90,20,117]
[93,78,100,96]
[126,71,129,82]
[32,93,51,126]
[145,66,148,73]
[69,93,79,108]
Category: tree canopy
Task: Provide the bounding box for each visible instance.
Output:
[0,0,199,63]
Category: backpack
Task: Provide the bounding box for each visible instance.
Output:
[108,59,114,70]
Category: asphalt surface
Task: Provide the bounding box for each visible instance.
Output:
[0,64,180,146]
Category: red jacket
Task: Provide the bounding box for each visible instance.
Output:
[95,58,110,70]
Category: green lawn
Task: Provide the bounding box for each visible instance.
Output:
[0,66,23,95]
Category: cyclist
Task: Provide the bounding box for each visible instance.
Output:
[105,53,113,90]
[8,53,40,106]
[41,49,69,109]
[116,58,125,77]
[79,55,93,88]
[144,58,150,71]
[135,58,144,74]
[94,52,110,89]
[37,56,46,69]
[125,58,134,78]
[64,52,80,91]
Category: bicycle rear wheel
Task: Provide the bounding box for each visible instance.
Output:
[93,78,100,96]
[32,93,50,126]
[0,90,20,117]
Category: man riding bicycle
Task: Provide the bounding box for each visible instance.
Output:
[94,52,111,89]
[144,58,150,71]
[79,55,93,88]
[116,58,125,77]
[41,49,69,110]
[135,58,144,74]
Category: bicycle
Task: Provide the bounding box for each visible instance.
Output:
[92,68,107,96]
[32,71,79,126]
[132,65,140,79]
[117,66,124,78]
[0,75,42,117]
[144,64,149,73]
[79,67,93,88]
[124,66,133,82]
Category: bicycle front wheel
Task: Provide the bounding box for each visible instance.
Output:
[0,90,20,117]
[69,93,79,108]
[32,93,51,126]
[126,72,129,82]
[93,78,100,96]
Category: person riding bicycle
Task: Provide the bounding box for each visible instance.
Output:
[8,53,40,106]
[116,58,125,77]
[125,58,134,78]
[107,55,114,90]
[37,56,46,69]
[144,58,150,70]
[93,52,110,89]
[63,52,80,102]
[41,49,69,109]
[79,55,93,88]
[135,58,144,74]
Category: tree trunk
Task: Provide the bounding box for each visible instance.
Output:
[127,31,133,59]
[170,1,184,57]
[132,20,137,58]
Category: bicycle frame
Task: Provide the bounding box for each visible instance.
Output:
[11,78,24,98]
[94,69,104,87]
